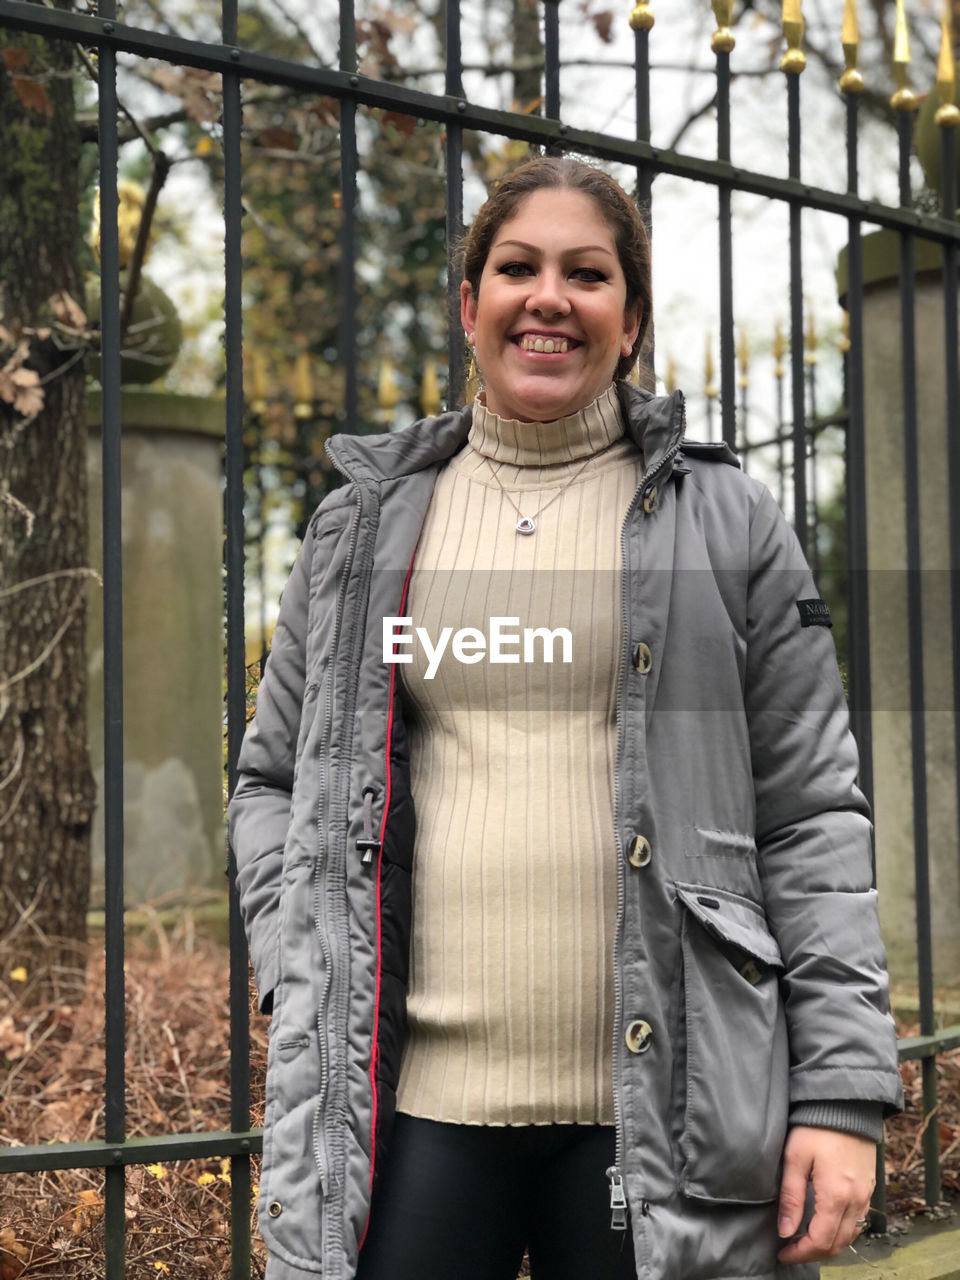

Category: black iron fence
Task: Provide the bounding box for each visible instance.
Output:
[2,0,960,1275]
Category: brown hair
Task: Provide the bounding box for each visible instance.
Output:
[461,156,652,381]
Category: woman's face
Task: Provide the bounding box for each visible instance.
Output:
[460,188,642,423]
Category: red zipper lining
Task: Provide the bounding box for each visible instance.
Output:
[359,550,416,1251]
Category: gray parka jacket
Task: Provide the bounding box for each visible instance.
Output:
[228,382,903,1280]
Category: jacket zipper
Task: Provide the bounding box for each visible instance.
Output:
[313,460,364,1231]
[608,394,686,1229]
[357,550,417,1252]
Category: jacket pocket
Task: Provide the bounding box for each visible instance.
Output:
[676,882,789,1205]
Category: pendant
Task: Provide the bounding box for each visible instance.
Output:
[516,516,536,535]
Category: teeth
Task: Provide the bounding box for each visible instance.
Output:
[520,336,570,353]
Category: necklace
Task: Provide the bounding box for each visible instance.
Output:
[484,442,616,535]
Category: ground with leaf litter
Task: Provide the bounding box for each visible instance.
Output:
[1,926,958,1278]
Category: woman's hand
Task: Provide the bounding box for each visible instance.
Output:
[776,1126,877,1265]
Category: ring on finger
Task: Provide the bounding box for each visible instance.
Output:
[854,1217,870,1232]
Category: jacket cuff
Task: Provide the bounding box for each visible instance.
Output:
[789,1100,884,1142]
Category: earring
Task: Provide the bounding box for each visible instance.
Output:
[466,331,475,345]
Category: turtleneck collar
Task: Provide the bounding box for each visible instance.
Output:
[467,384,625,467]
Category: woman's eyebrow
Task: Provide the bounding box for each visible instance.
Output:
[493,239,616,258]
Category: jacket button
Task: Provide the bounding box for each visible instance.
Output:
[633,642,652,674]
[628,835,652,868]
[625,1019,653,1054]
[643,485,658,514]
[268,1201,283,1218]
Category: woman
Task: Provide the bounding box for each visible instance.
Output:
[228,157,903,1280]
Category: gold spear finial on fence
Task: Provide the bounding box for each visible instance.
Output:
[294,352,314,418]
[781,0,806,74]
[704,336,718,399]
[773,319,786,378]
[839,0,864,94]
[664,351,677,393]
[248,348,269,416]
[629,0,654,32]
[378,358,399,420]
[891,0,918,112]
[839,311,851,354]
[804,312,819,365]
[737,329,750,389]
[936,0,960,127]
[711,0,735,54]
[421,359,441,417]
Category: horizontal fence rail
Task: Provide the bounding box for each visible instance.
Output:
[2,1,960,241]
[2,0,959,1272]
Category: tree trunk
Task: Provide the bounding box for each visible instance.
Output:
[0,4,94,1000]
[511,0,542,113]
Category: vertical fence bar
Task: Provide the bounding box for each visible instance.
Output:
[773,323,786,508]
[339,0,359,432]
[841,56,885,1228]
[938,85,960,1074]
[97,8,126,1275]
[222,0,252,1273]
[786,73,806,552]
[895,102,941,1208]
[805,343,820,581]
[842,84,875,817]
[445,0,465,406]
[775,367,786,508]
[630,3,653,376]
[713,3,736,451]
[543,0,561,122]
[736,332,748,469]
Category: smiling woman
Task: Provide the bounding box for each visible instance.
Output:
[460,187,642,422]
[229,156,903,1280]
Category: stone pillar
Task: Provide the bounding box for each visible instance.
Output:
[839,230,960,990]
[86,389,226,905]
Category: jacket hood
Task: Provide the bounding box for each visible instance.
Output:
[325,381,700,485]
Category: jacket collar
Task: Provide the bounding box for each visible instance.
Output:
[325,381,689,485]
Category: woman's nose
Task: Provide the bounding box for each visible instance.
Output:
[525,269,570,317]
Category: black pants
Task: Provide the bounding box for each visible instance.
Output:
[356,1114,637,1280]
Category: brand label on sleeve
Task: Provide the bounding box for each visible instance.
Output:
[796,598,832,628]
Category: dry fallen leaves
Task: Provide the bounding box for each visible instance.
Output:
[1,47,29,71]
[0,1015,26,1061]
[0,344,44,420]
[151,66,223,124]
[10,74,53,118]
[1,930,269,1277]
[1,932,956,1273]
[47,289,87,333]
[0,1227,29,1280]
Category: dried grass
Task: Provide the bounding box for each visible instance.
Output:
[0,921,267,1279]
[0,924,957,1277]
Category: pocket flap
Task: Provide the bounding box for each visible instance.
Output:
[676,883,783,969]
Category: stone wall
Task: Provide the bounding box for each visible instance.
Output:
[842,231,960,989]
[86,390,226,905]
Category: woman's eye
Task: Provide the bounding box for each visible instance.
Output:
[573,267,607,282]
[498,261,533,277]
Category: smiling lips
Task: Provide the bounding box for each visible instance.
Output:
[514,333,579,354]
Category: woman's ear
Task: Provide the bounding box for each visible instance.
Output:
[621,305,643,357]
[461,280,478,335]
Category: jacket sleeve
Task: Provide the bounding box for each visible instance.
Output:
[744,485,903,1116]
[227,517,316,1013]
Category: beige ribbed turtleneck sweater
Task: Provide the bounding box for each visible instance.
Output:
[395,385,645,1126]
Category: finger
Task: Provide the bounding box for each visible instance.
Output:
[777,1159,810,1239]
[778,1198,844,1265]
[837,1204,873,1250]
